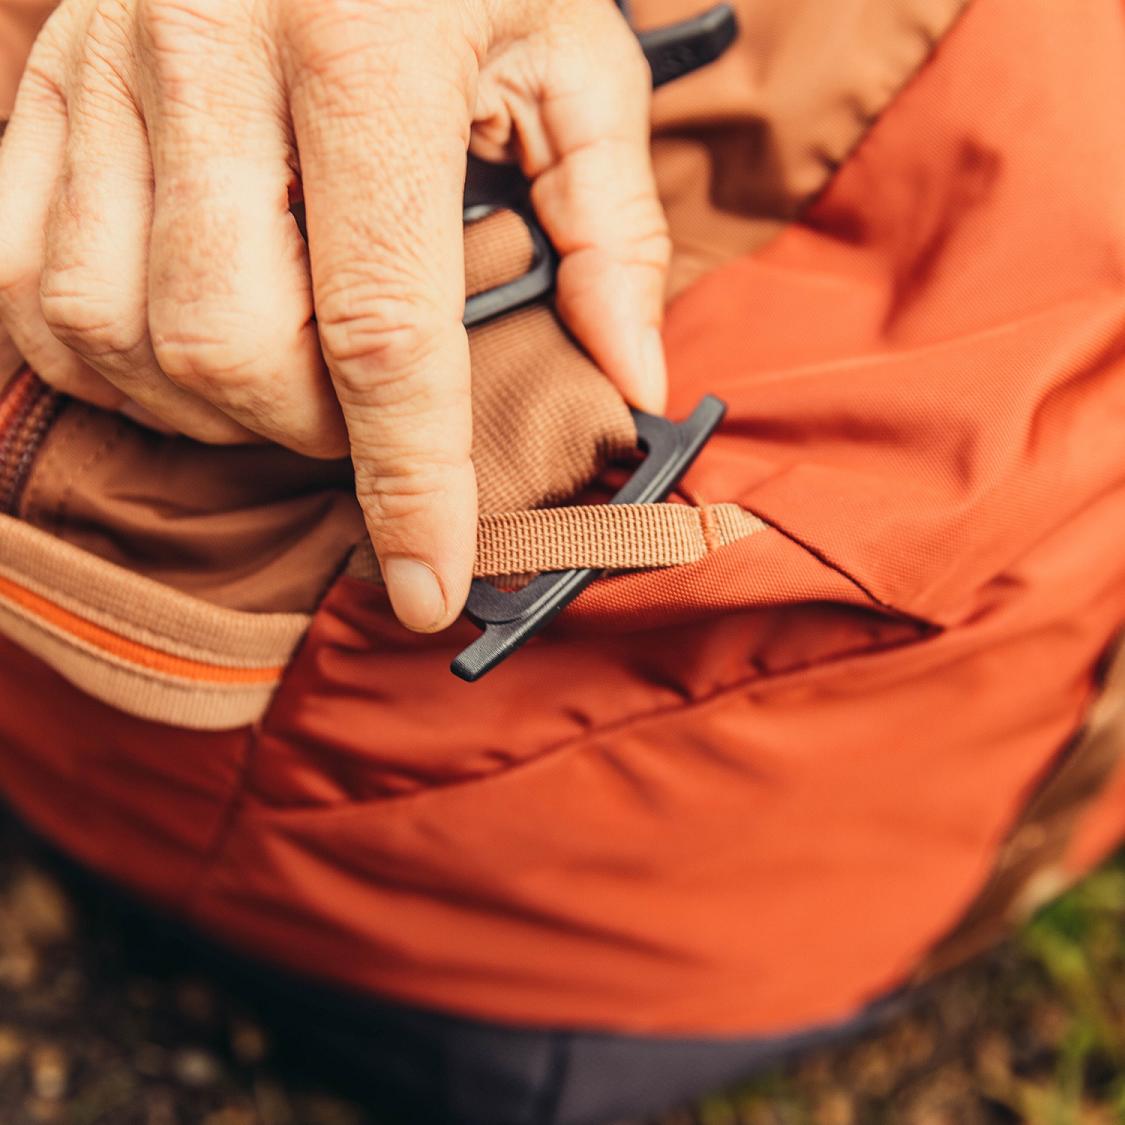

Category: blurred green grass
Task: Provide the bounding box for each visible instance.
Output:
[688,861,1125,1125]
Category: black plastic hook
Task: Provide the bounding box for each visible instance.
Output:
[451,395,727,682]
[460,4,739,329]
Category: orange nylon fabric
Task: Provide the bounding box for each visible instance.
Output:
[170,0,1125,1034]
[1,0,1125,1043]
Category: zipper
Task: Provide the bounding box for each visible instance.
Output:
[0,368,65,517]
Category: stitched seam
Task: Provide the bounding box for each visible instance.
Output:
[699,505,719,554]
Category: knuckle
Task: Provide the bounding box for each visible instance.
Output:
[20,14,73,90]
[151,323,268,397]
[19,56,69,109]
[137,0,226,47]
[317,284,456,398]
[286,0,459,64]
[39,273,142,358]
[320,309,429,380]
[638,225,673,273]
[0,249,35,304]
[79,3,140,101]
[136,0,239,98]
[284,1,477,123]
[605,193,672,274]
[354,459,463,530]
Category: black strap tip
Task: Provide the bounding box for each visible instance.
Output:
[638,4,740,90]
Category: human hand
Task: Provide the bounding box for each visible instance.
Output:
[0,0,670,631]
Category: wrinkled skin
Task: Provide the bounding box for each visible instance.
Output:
[0,0,669,631]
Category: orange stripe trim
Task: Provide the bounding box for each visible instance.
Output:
[0,572,284,685]
[0,368,35,433]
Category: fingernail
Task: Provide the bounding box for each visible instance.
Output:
[383,557,448,633]
[637,327,668,415]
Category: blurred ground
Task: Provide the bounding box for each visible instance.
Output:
[3,809,1125,1125]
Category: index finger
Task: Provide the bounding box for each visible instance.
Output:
[282,4,481,633]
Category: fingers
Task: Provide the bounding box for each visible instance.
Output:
[38,1,253,443]
[489,0,671,414]
[135,0,345,455]
[0,14,124,408]
[0,323,21,380]
[283,3,481,631]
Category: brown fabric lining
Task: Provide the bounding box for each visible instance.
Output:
[19,407,364,614]
[469,304,636,516]
[464,210,535,298]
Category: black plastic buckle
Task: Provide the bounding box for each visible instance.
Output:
[451,395,726,682]
[637,4,739,90]
[463,204,555,329]
[460,3,738,329]
[451,5,739,680]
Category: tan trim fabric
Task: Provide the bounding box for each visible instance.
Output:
[638,0,972,296]
[0,490,765,729]
[469,303,636,515]
[0,513,309,730]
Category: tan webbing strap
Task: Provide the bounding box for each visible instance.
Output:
[478,503,765,574]
[348,502,767,581]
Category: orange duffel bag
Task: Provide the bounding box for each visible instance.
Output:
[2,0,1125,1121]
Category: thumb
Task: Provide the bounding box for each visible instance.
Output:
[502,0,671,414]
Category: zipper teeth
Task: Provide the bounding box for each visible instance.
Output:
[0,369,36,436]
[0,371,40,474]
[0,369,64,517]
[5,393,64,515]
